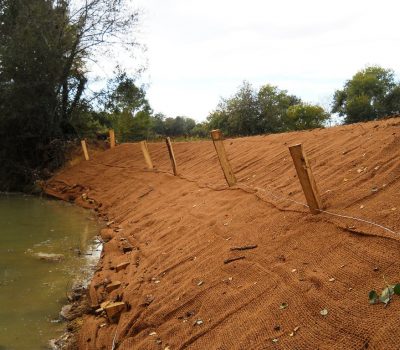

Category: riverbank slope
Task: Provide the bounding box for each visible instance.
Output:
[45,118,400,349]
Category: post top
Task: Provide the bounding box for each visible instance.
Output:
[288,143,302,149]
[210,129,223,141]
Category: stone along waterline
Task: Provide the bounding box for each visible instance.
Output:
[0,194,101,350]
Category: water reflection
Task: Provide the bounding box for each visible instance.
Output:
[0,193,101,349]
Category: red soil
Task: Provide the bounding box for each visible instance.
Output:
[45,118,400,350]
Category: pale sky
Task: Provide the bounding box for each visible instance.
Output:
[97,0,400,121]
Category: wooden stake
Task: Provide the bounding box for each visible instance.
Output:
[109,129,115,149]
[105,281,121,293]
[140,141,153,169]
[81,140,89,161]
[289,143,322,214]
[210,129,236,186]
[104,302,126,322]
[165,137,178,176]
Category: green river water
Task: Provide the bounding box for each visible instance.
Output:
[0,194,101,350]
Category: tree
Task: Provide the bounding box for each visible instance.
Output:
[151,113,166,136]
[164,116,197,136]
[225,81,259,135]
[0,0,76,189]
[0,0,140,190]
[190,122,209,138]
[332,66,400,124]
[207,81,304,136]
[103,72,152,142]
[104,72,149,115]
[284,104,329,130]
[257,84,301,133]
[384,85,400,115]
[207,107,229,134]
[207,81,259,136]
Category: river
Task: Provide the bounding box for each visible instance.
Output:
[0,193,101,350]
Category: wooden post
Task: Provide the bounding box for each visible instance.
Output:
[81,140,90,161]
[140,141,153,169]
[109,129,115,149]
[289,143,322,214]
[165,137,178,176]
[210,129,236,186]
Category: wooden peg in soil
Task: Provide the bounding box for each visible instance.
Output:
[109,129,115,149]
[140,140,153,170]
[165,137,178,176]
[115,261,130,272]
[104,301,126,322]
[106,281,121,293]
[81,139,90,161]
[210,129,236,187]
[289,143,322,214]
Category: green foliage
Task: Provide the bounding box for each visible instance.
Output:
[207,81,328,136]
[190,122,209,138]
[0,0,79,189]
[208,82,260,136]
[258,84,301,133]
[152,113,166,135]
[369,283,400,306]
[100,75,203,141]
[385,85,400,114]
[285,104,329,130]
[394,284,400,295]
[368,290,378,304]
[4,2,400,194]
[207,108,229,134]
[104,72,150,115]
[70,106,110,138]
[164,116,197,137]
[223,82,259,135]
[0,0,139,190]
[332,66,400,124]
[102,72,153,142]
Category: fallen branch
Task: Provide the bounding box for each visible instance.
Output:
[138,187,154,199]
[224,256,246,264]
[230,245,258,251]
[340,226,398,241]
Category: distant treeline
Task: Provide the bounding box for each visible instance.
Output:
[104,65,400,142]
[104,80,330,142]
[1,2,400,191]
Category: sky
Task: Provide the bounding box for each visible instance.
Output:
[96,0,400,121]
